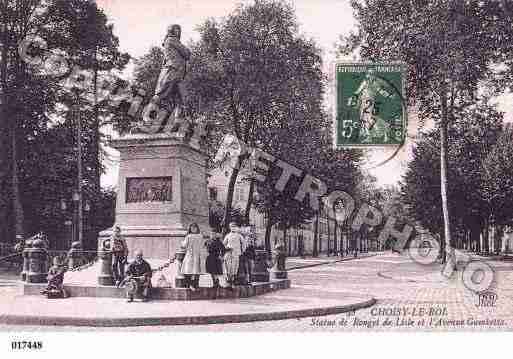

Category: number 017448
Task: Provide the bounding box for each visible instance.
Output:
[11,341,43,350]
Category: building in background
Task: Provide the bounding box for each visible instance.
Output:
[207,168,362,256]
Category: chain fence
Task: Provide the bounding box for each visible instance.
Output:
[151,254,176,273]
[47,250,98,272]
[67,256,99,272]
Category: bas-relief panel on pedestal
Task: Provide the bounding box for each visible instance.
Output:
[126,176,173,203]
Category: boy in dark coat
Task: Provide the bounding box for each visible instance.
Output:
[41,257,67,298]
[205,233,225,288]
[110,226,129,287]
[125,250,152,302]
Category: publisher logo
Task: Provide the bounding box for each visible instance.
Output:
[476,292,498,308]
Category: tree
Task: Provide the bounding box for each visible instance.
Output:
[0,0,127,248]
[131,46,163,104]
[401,131,442,237]
[401,102,503,253]
[43,0,129,241]
[251,116,362,254]
[253,163,315,254]
[341,0,513,263]
[0,0,42,241]
[188,0,330,234]
[0,7,8,243]
[451,103,503,252]
[483,126,513,229]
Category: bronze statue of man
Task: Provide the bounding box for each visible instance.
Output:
[153,24,191,111]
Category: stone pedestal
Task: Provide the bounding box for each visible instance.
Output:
[21,240,32,281]
[252,250,270,282]
[99,133,209,259]
[98,249,114,286]
[270,244,288,280]
[26,240,48,284]
[174,247,187,288]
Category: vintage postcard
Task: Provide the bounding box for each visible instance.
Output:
[0,0,512,355]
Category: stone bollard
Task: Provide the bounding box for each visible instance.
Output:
[20,240,33,281]
[270,243,288,280]
[98,239,114,286]
[251,249,270,282]
[68,241,82,270]
[26,238,48,283]
[174,246,187,288]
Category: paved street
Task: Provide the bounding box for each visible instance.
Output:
[0,252,512,331]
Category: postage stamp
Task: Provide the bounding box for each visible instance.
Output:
[335,63,407,148]
[1,0,512,356]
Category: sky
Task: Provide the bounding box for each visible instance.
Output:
[96,0,513,189]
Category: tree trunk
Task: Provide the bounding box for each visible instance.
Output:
[496,225,503,254]
[11,121,24,240]
[439,89,452,264]
[0,16,12,243]
[282,225,288,254]
[76,103,84,248]
[339,226,344,257]
[333,220,338,255]
[91,59,101,249]
[358,230,362,253]
[319,228,322,254]
[471,222,480,253]
[264,210,273,255]
[477,228,482,253]
[223,164,240,235]
[489,224,494,254]
[313,211,319,257]
[0,119,9,244]
[327,216,331,256]
[243,178,255,225]
[482,218,490,254]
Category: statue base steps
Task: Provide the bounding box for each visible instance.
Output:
[22,279,291,300]
[98,226,189,260]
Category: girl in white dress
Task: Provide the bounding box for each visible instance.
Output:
[181,223,206,290]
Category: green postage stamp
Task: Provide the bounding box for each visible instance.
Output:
[335,63,407,147]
